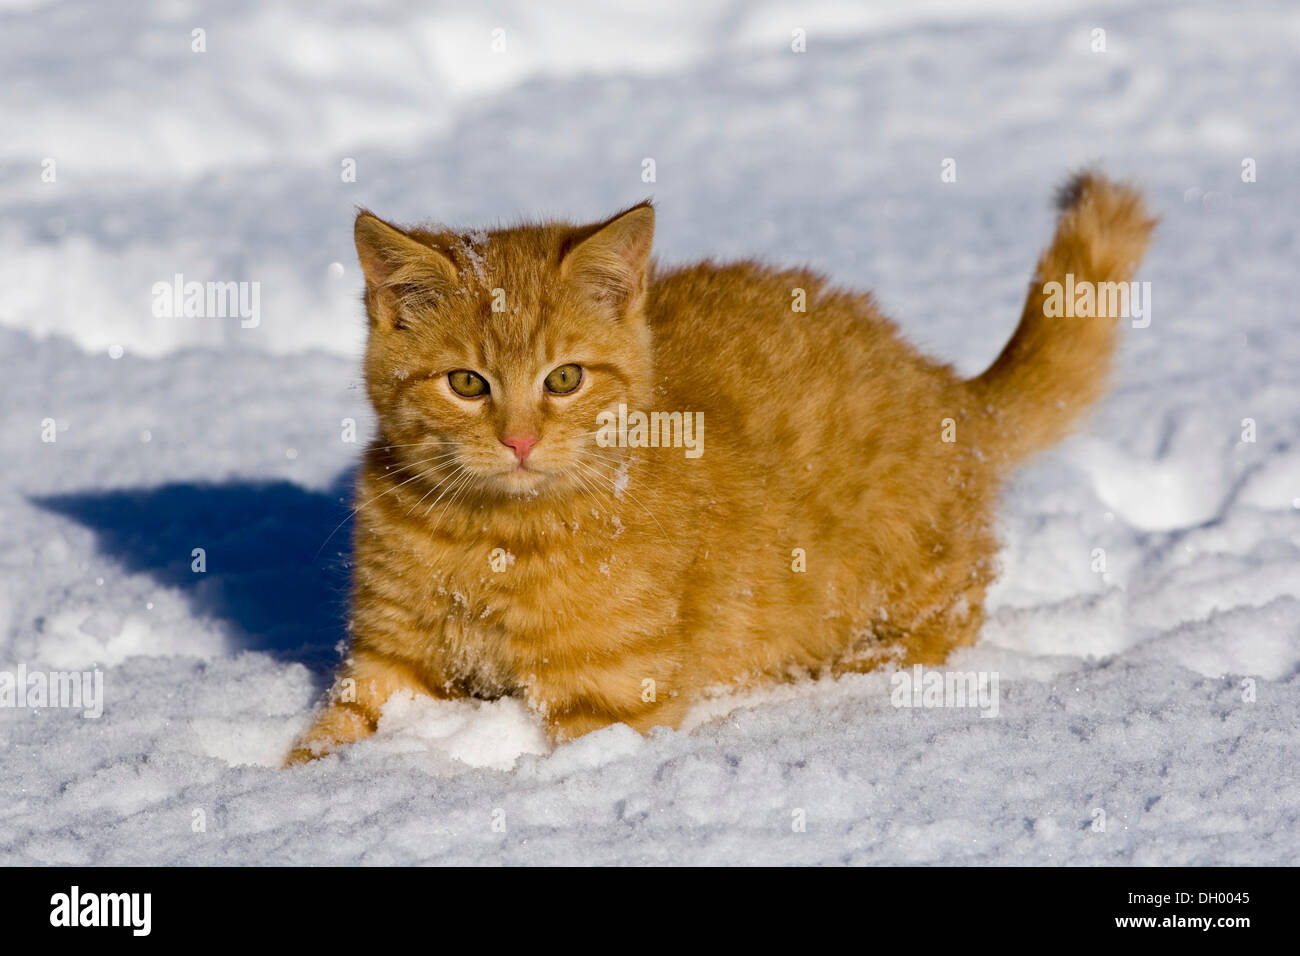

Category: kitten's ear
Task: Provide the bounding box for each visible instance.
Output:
[355,211,458,328]
[561,202,655,314]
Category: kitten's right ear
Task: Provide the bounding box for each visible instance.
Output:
[561,202,655,315]
[354,211,458,328]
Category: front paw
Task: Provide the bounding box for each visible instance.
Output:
[282,704,372,768]
[282,742,334,767]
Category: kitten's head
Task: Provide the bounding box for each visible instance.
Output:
[355,202,655,500]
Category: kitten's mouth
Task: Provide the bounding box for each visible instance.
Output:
[494,462,548,491]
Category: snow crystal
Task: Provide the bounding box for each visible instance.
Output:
[612,462,630,499]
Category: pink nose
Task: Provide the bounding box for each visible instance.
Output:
[502,434,538,462]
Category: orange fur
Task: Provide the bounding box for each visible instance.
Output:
[285,172,1154,765]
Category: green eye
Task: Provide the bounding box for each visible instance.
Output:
[448,370,489,398]
[544,364,583,394]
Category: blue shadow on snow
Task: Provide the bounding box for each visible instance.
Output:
[33,476,356,666]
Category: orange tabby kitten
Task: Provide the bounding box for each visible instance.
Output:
[286,172,1153,764]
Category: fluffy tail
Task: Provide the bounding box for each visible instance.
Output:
[966,172,1156,464]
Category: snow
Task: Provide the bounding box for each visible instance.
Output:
[2,0,1299,864]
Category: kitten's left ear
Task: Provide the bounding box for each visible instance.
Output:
[355,211,459,330]
[561,201,655,314]
[354,211,457,290]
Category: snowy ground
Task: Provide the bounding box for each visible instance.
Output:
[2,0,1298,864]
